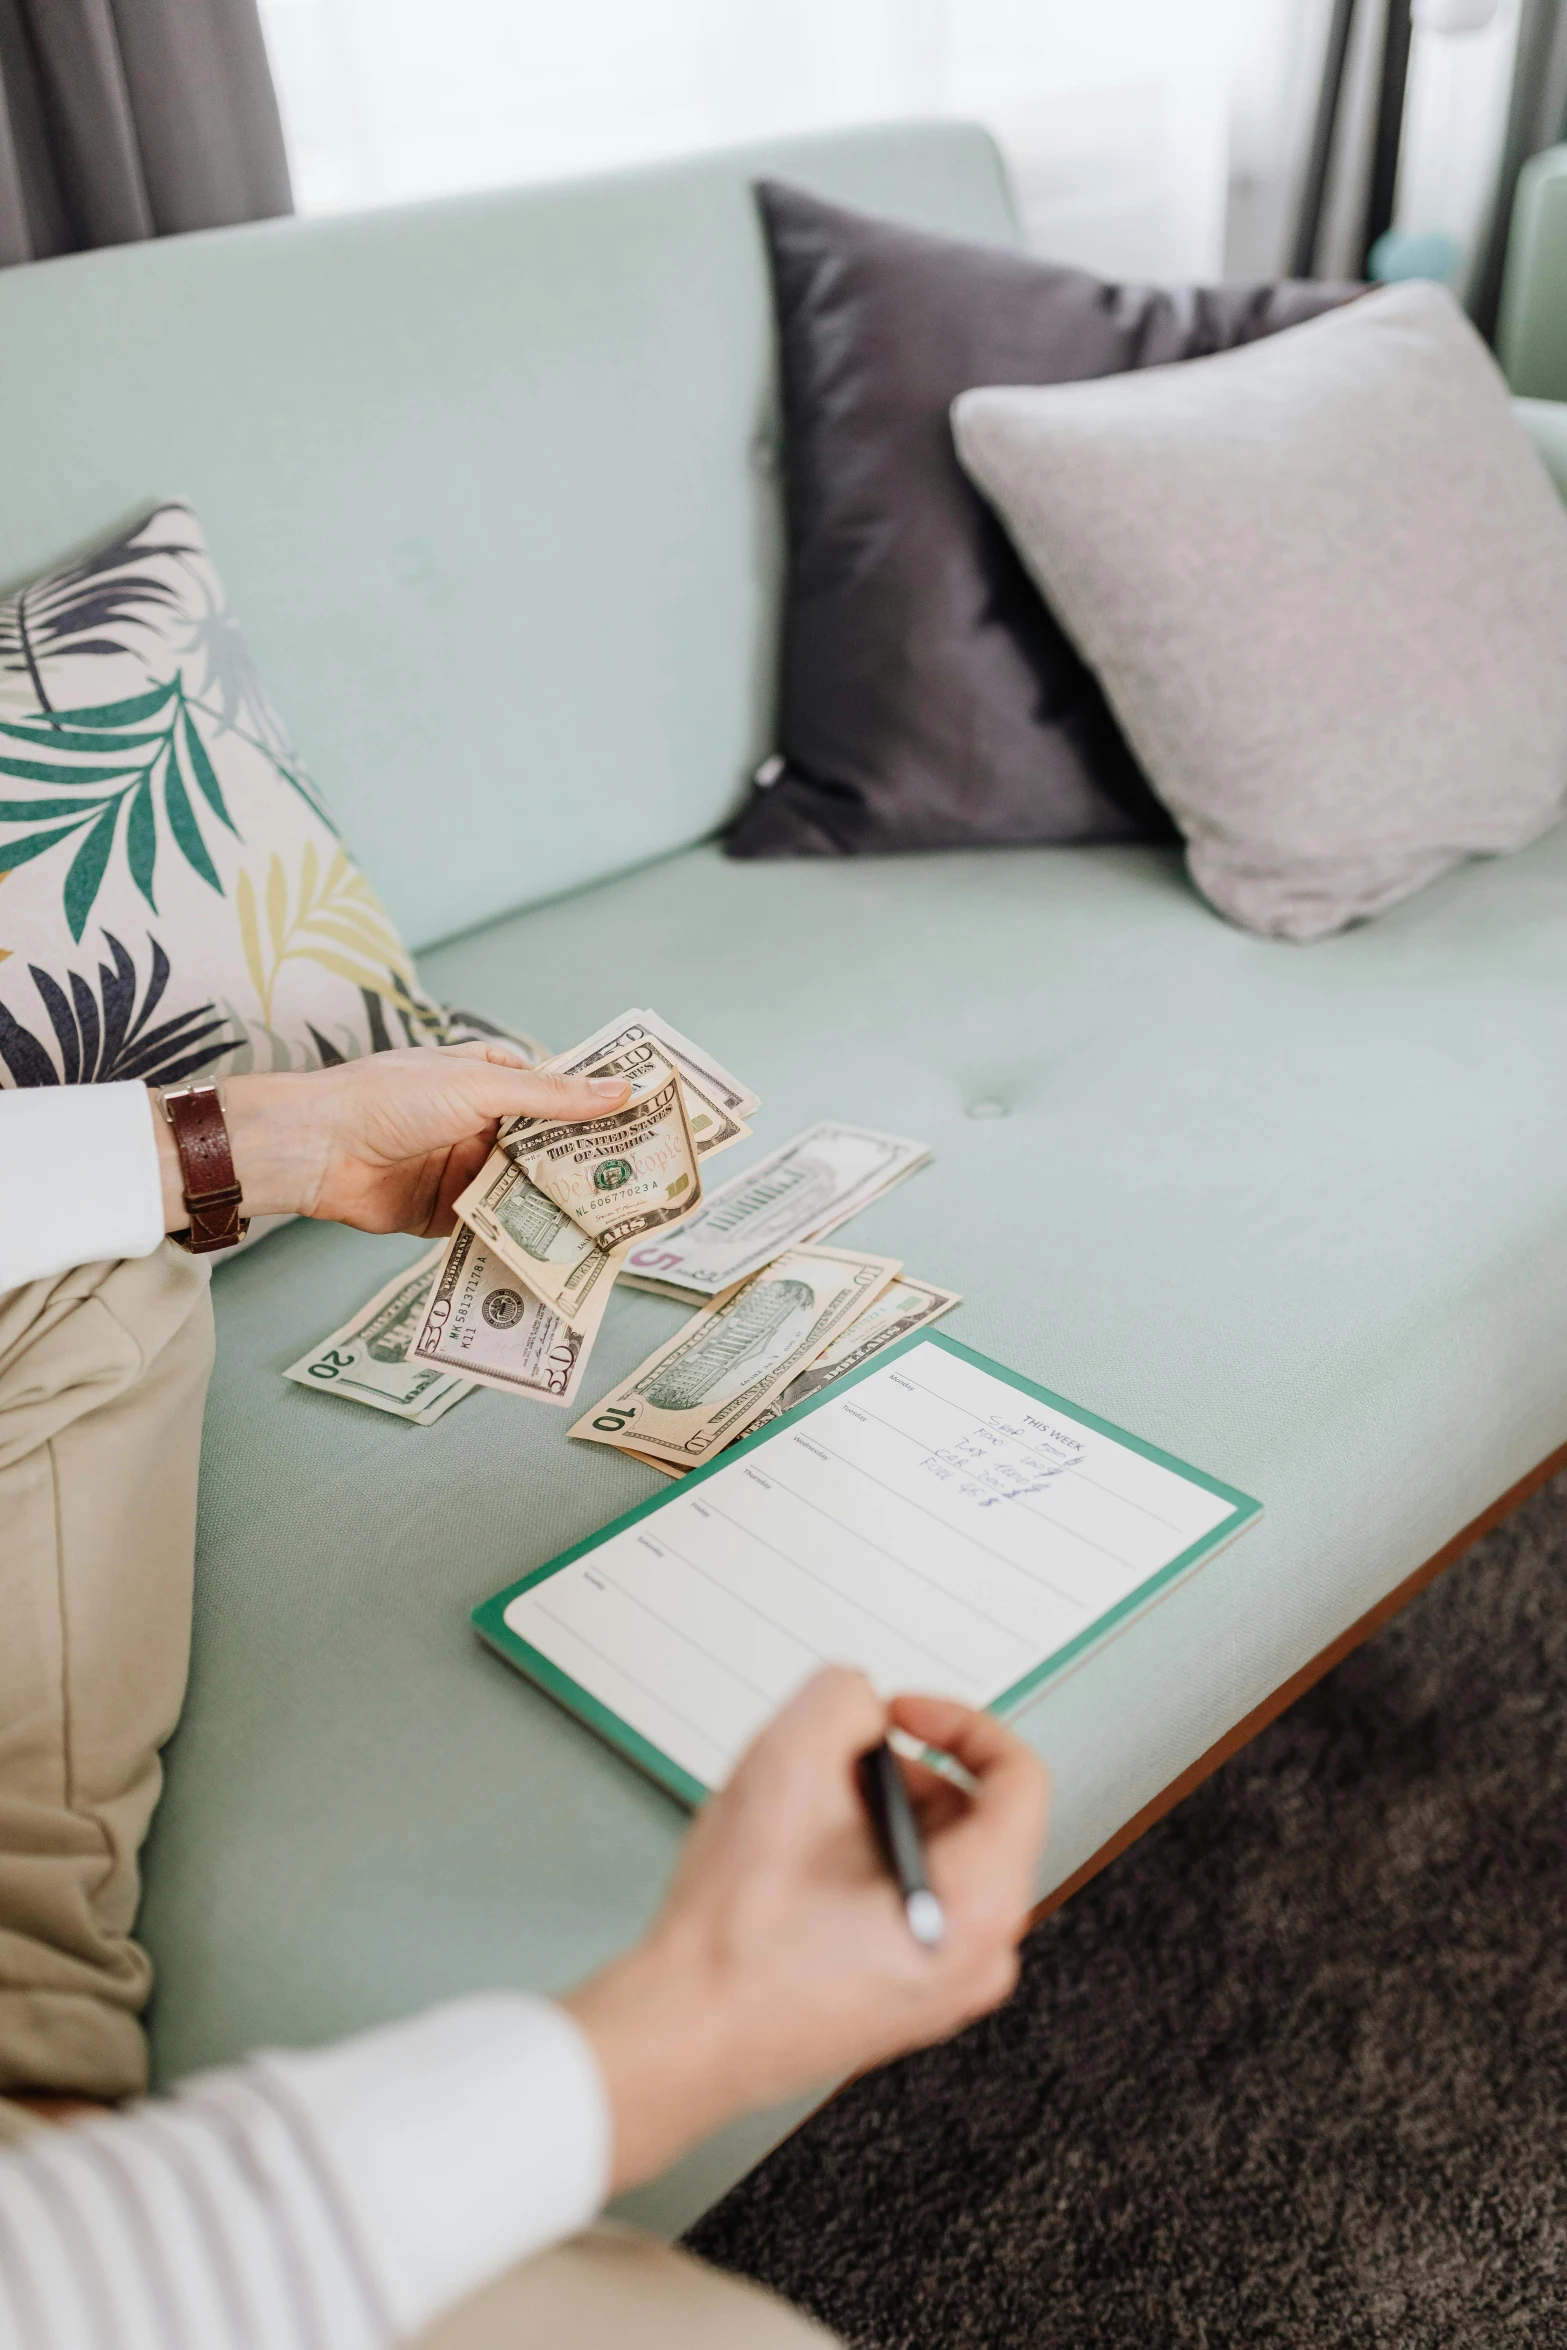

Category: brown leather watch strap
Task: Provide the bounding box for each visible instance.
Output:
[158,1083,249,1253]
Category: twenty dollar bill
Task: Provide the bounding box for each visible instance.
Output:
[283,1243,473,1424]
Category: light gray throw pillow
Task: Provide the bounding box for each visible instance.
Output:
[951,282,1567,940]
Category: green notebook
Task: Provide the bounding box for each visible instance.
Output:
[475,1331,1262,1807]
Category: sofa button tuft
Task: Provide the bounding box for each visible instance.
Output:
[967,1099,1007,1120]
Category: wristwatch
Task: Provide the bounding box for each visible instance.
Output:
[156,1082,250,1253]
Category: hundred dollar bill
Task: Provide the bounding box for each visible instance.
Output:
[569,1243,901,1468]
[283,1243,473,1424]
[626,1275,961,1474]
[409,1222,603,1406]
[618,1123,931,1300]
[512,1047,702,1249]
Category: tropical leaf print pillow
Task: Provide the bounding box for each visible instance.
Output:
[0,501,523,1088]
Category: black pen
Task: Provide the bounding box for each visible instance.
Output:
[857,1738,945,1950]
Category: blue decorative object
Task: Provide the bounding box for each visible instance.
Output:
[1368,227,1464,284]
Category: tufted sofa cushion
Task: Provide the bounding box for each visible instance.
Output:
[141,822,1567,2230]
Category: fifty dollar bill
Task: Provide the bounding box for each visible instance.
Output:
[452,1155,627,1329]
[284,1242,473,1424]
[409,1221,611,1407]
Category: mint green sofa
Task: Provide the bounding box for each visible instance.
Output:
[4,120,1567,2235]
[1501,143,1567,405]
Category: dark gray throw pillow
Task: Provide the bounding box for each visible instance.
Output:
[726,181,1356,861]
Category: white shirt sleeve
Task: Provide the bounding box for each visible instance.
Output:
[0,1081,166,1291]
[0,1995,611,2349]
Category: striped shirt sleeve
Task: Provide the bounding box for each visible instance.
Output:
[0,1995,610,2350]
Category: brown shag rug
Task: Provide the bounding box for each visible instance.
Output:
[687,1470,1567,2347]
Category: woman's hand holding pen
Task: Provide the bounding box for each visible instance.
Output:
[564,1666,1048,2195]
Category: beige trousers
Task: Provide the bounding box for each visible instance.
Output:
[0,1246,213,2099]
[0,1245,833,2344]
[414,2227,834,2348]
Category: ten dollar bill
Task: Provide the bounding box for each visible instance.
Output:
[629,1273,961,1474]
[569,1243,901,1467]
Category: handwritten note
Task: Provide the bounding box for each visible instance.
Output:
[502,1338,1248,1793]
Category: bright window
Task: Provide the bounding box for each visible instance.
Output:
[257,0,1252,280]
[257,1,1521,292]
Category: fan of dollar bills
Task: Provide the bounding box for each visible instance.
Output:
[284,1006,958,1472]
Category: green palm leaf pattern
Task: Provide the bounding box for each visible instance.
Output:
[236,842,419,1031]
[0,507,433,1086]
[176,578,337,831]
[0,679,242,940]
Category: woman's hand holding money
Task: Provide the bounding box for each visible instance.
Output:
[152,1044,631,1240]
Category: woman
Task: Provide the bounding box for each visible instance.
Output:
[0,1051,1046,2348]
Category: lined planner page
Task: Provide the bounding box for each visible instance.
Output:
[505,1339,1241,1790]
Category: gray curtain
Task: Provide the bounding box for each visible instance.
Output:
[0,0,291,270]
[1469,0,1567,337]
